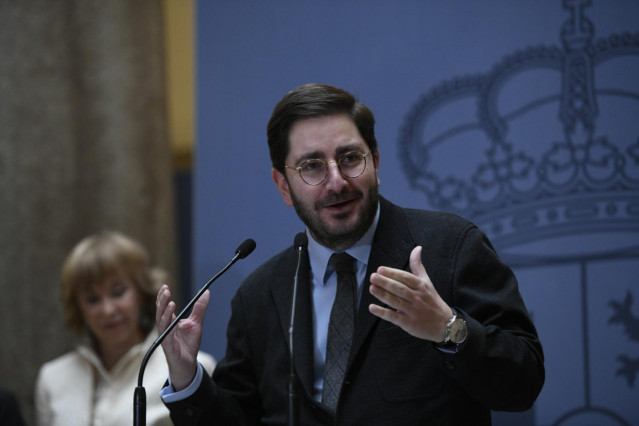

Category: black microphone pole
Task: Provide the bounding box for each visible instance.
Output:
[288,232,307,426]
[134,238,256,426]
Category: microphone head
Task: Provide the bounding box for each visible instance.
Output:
[235,239,257,259]
[294,232,308,250]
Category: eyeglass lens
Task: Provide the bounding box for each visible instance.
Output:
[299,152,367,185]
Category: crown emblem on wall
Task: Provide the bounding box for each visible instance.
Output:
[398,0,639,249]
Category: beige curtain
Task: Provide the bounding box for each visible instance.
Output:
[0,1,177,424]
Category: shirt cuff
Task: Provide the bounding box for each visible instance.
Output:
[159,362,204,403]
[435,341,463,353]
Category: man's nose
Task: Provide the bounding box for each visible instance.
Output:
[324,161,348,188]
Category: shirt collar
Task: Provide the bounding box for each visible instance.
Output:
[77,330,158,378]
[306,202,380,284]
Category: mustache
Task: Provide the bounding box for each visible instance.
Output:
[316,190,363,208]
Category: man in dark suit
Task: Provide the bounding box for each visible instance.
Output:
[156,83,544,425]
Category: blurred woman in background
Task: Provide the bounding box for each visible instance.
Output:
[35,231,215,426]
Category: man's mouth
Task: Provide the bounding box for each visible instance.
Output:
[320,197,361,218]
[319,191,362,209]
[326,199,353,209]
[320,194,357,210]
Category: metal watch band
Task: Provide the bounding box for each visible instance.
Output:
[442,308,458,344]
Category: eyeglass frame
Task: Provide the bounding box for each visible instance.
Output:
[284,150,372,186]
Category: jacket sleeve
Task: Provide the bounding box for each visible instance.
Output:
[431,223,545,411]
[165,289,263,426]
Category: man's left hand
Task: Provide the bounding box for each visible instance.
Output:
[369,246,453,342]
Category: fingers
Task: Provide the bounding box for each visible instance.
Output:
[368,302,405,325]
[374,247,424,290]
[156,284,176,333]
[373,267,418,291]
[409,246,426,278]
[369,277,407,313]
[156,285,167,326]
[190,290,211,323]
[369,246,426,307]
[368,246,434,326]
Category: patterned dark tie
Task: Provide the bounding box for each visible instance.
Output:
[321,252,357,414]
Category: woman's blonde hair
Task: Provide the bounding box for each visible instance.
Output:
[60,231,166,336]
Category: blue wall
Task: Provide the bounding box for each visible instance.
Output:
[194,1,639,423]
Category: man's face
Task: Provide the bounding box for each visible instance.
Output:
[272,114,380,251]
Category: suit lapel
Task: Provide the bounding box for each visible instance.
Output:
[270,247,316,398]
[349,198,415,366]
[269,199,415,397]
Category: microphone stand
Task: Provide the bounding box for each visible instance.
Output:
[134,239,255,426]
[288,233,306,426]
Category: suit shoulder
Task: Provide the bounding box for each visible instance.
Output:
[402,207,475,233]
[240,246,293,292]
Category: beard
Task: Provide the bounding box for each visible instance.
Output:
[289,180,379,251]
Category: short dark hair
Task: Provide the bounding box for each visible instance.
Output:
[267,83,377,173]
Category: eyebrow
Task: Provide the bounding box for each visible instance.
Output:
[294,144,365,164]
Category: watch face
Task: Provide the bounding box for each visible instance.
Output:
[450,318,468,344]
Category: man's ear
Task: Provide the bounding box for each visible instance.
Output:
[373,148,381,185]
[272,168,293,206]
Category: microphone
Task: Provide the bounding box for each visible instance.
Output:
[288,232,307,426]
[134,238,256,426]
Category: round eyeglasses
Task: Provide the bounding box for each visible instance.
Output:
[284,151,370,186]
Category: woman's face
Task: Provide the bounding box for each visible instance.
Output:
[76,274,145,355]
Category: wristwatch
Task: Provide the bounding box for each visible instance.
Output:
[441,308,467,344]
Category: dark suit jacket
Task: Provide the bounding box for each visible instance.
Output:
[167,197,544,425]
[0,389,26,426]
